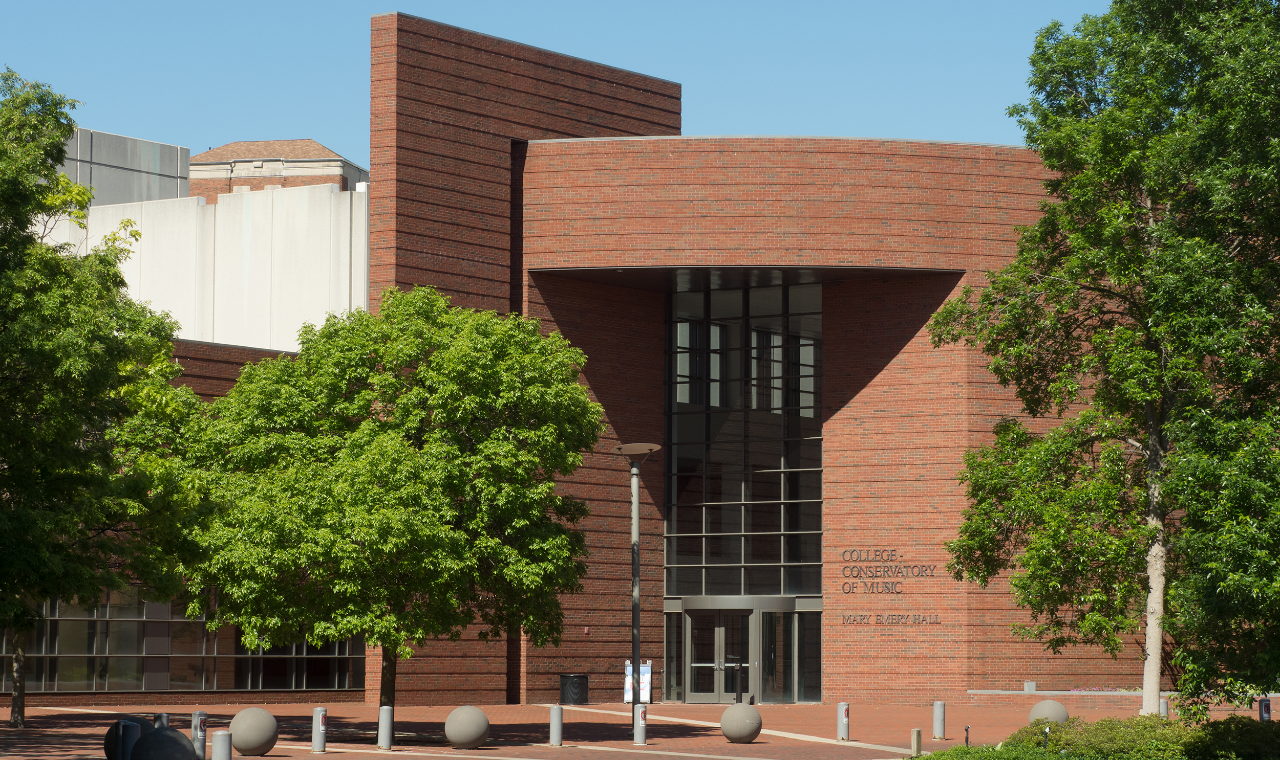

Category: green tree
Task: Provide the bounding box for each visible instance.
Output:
[183,286,602,706]
[0,70,202,727]
[929,0,1280,716]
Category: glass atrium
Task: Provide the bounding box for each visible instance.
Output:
[662,278,823,704]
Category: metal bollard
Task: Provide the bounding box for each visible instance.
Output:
[550,705,563,746]
[117,720,142,760]
[212,729,232,760]
[154,713,169,729]
[312,706,327,753]
[191,710,208,759]
[377,705,394,749]
[933,701,945,739]
[910,728,922,757]
[633,703,646,746]
[965,725,971,747]
[837,702,849,741]
[1159,699,1169,718]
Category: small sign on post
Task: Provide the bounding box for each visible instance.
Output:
[624,660,633,704]
[192,710,208,759]
[624,660,653,704]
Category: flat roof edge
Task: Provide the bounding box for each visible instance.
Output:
[529,134,1030,151]
[373,12,681,88]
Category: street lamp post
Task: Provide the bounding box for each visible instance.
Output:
[611,443,660,746]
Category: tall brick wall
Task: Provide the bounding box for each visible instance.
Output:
[522,275,667,705]
[368,12,681,315]
[520,135,1148,702]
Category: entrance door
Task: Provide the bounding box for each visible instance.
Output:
[686,611,752,703]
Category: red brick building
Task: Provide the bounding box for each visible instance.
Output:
[188,139,369,203]
[363,13,1145,707]
[10,12,1148,709]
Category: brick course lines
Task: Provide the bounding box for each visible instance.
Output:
[521,138,1050,277]
[171,339,289,401]
[188,175,347,205]
[515,136,1145,701]
[369,12,680,315]
[517,274,667,706]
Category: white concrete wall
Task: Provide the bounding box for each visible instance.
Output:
[54,183,369,352]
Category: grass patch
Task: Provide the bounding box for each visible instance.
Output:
[928,714,1280,760]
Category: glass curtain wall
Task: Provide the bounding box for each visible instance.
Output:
[664,282,823,597]
[1,589,364,693]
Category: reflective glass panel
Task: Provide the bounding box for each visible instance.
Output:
[665,281,823,606]
[56,657,93,690]
[109,657,142,690]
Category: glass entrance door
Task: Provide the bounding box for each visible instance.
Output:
[685,611,752,703]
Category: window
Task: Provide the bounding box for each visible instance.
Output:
[1,590,364,692]
[665,282,823,597]
[760,611,822,703]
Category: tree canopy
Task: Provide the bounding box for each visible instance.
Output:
[0,70,203,726]
[928,0,1280,718]
[182,286,603,706]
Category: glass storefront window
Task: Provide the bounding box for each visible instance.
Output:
[664,612,683,701]
[1,594,364,693]
[760,611,822,703]
[797,612,822,702]
[760,611,792,703]
[109,657,143,690]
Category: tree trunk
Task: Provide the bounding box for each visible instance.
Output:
[1142,401,1167,715]
[379,644,397,708]
[1142,536,1167,715]
[9,630,26,728]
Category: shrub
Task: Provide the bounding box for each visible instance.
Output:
[928,714,1279,760]
[1006,715,1189,760]
[1182,715,1280,760]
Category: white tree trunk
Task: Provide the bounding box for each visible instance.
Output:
[1141,399,1167,715]
[1141,535,1166,714]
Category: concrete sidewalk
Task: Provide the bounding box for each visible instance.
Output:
[0,699,1152,760]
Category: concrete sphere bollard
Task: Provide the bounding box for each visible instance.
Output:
[720,703,763,744]
[445,706,491,749]
[104,717,155,760]
[1029,700,1069,725]
[229,707,279,756]
[132,726,198,760]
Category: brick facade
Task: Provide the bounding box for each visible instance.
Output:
[368,12,681,315]
[519,136,1147,702]
[188,175,349,204]
[171,340,290,401]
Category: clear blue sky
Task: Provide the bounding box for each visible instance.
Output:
[4,1,1110,169]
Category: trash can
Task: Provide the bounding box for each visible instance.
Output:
[559,674,589,705]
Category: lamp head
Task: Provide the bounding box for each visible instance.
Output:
[610,443,661,463]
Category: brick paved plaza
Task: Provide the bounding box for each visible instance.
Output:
[1,698,1159,759]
